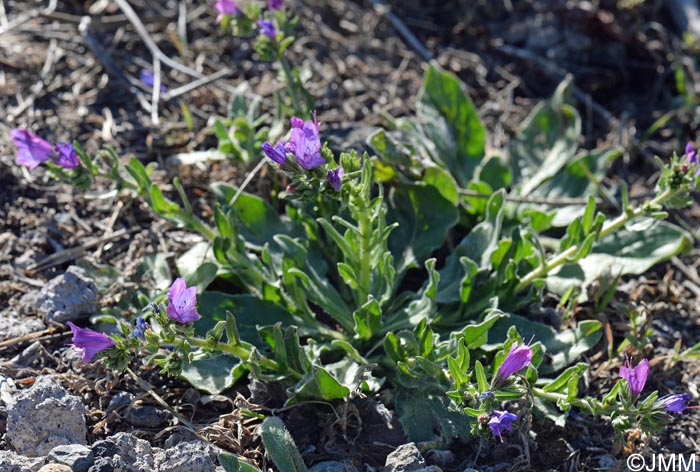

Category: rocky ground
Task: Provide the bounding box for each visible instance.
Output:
[1,1,700,471]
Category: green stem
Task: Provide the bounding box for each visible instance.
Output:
[279,57,304,116]
[356,194,372,307]
[515,188,676,293]
[532,387,610,415]
[185,337,303,381]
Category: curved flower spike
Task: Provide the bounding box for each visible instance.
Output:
[619,358,649,397]
[66,322,116,362]
[495,342,533,383]
[167,278,200,323]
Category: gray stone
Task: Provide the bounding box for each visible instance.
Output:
[0,450,45,472]
[38,465,72,472]
[309,460,360,472]
[105,392,134,413]
[0,311,45,341]
[47,444,94,472]
[89,432,157,472]
[34,266,99,323]
[385,443,427,472]
[163,429,200,449]
[153,440,219,472]
[125,405,168,428]
[6,376,88,456]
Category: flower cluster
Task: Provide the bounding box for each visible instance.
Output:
[262,115,344,192]
[11,128,79,170]
[473,341,534,442]
[65,278,200,363]
[214,0,282,39]
[619,358,693,414]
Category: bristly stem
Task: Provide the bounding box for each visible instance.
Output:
[515,188,676,293]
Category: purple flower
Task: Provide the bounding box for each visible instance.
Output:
[54,142,80,169]
[327,167,343,191]
[214,0,239,22]
[66,321,116,362]
[140,69,168,93]
[488,410,517,442]
[129,316,148,339]
[685,142,700,176]
[262,141,288,165]
[268,0,283,9]
[257,19,276,39]
[619,358,649,397]
[657,393,692,413]
[11,128,54,170]
[287,117,325,169]
[167,278,200,323]
[495,342,533,383]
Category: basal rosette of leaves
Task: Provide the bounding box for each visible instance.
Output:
[15,62,699,453]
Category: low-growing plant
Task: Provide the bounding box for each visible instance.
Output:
[11,54,698,464]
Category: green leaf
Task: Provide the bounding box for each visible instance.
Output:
[423,166,459,205]
[388,182,458,274]
[541,362,588,393]
[138,253,172,291]
[258,417,308,472]
[509,79,580,197]
[395,389,472,443]
[461,311,505,349]
[211,184,300,248]
[287,366,350,403]
[353,297,382,340]
[196,292,300,343]
[219,453,262,472]
[437,191,505,303]
[150,184,180,217]
[475,360,488,392]
[176,242,218,292]
[547,219,692,295]
[180,355,243,394]
[417,64,485,185]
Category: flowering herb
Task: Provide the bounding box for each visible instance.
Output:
[167,278,200,323]
[257,19,276,39]
[494,342,533,384]
[288,117,325,169]
[657,393,692,413]
[619,358,649,397]
[327,167,343,191]
[53,143,80,169]
[488,410,518,442]
[140,69,168,93]
[214,0,239,22]
[66,321,116,362]
[11,128,54,170]
[268,0,283,9]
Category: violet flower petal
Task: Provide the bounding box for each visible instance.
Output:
[167,278,200,323]
[54,143,80,169]
[11,128,54,170]
[658,393,692,413]
[488,410,517,442]
[495,342,533,383]
[327,167,343,191]
[619,358,649,397]
[66,321,116,362]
